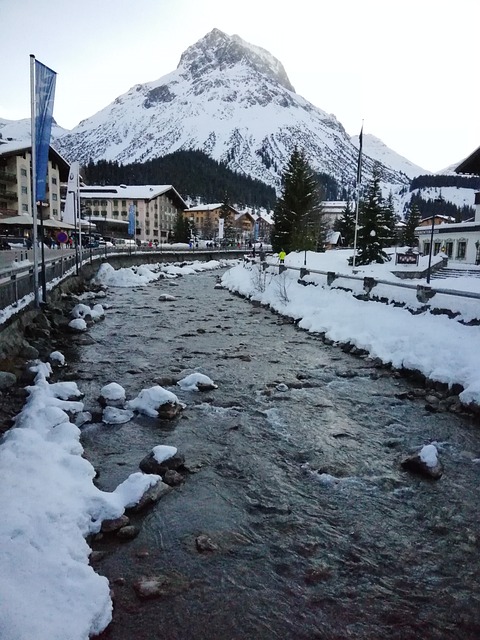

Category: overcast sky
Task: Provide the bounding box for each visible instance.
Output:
[1,0,478,173]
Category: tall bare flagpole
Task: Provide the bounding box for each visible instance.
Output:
[352,122,363,269]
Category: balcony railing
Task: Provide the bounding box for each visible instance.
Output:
[0,170,17,183]
[0,190,18,201]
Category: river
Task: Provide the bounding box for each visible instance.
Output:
[63,266,480,639]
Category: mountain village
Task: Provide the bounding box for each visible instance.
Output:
[1,29,480,264]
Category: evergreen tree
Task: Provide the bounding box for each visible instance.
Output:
[402,203,421,247]
[219,192,235,245]
[354,165,389,265]
[173,213,189,243]
[201,212,215,240]
[334,200,356,246]
[272,148,323,253]
[380,192,398,246]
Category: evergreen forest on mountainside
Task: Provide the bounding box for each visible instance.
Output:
[82,150,276,209]
[404,174,478,222]
[82,150,346,209]
[410,174,480,191]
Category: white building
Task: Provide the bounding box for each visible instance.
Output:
[80,184,188,243]
[415,206,480,265]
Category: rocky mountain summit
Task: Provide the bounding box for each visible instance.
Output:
[54,29,412,193]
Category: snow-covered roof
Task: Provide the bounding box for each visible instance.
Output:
[186,203,223,212]
[80,184,188,209]
[81,185,169,199]
[415,220,480,233]
[0,142,70,176]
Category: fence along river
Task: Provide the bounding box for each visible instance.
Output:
[60,266,480,640]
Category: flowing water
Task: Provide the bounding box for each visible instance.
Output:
[65,267,480,639]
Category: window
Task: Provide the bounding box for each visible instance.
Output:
[122,200,126,207]
[101,200,107,206]
[456,240,467,260]
[22,203,29,212]
[113,210,119,216]
[433,241,441,255]
[114,200,118,206]
[52,193,58,201]
[21,186,28,194]
[21,168,27,177]
[52,177,57,185]
[53,208,58,216]
[423,241,430,255]
[445,241,453,258]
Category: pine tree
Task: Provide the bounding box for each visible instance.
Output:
[354,165,390,265]
[173,213,189,243]
[219,192,235,245]
[272,148,323,253]
[380,192,398,247]
[402,203,421,247]
[334,200,356,246]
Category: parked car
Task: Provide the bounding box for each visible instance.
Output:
[0,236,29,250]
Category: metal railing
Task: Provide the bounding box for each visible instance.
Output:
[0,245,247,311]
[251,257,480,305]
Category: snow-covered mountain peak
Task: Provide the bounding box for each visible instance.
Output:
[350,132,428,180]
[177,28,295,93]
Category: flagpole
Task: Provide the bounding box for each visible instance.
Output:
[30,54,40,307]
[352,122,363,269]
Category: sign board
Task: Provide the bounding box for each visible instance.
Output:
[396,252,419,265]
[56,231,68,244]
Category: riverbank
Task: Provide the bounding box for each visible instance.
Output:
[222,252,480,412]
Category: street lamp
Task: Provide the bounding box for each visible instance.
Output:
[426,215,435,284]
[68,190,79,275]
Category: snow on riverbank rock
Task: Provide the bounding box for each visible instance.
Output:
[177,372,218,392]
[71,303,105,322]
[99,382,126,406]
[68,318,88,332]
[158,293,176,301]
[127,385,185,419]
[139,445,185,480]
[102,406,134,425]
[401,444,443,479]
[49,350,66,367]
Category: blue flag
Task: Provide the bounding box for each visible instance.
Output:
[35,60,56,201]
[128,204,136,236]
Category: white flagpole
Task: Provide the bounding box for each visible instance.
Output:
[352,122,363,269]
[29,54,40,307]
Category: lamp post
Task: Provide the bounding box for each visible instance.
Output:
[426,214,435,284]
[68,190,79,275]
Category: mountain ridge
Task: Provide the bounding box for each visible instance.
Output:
[52,29,410,195]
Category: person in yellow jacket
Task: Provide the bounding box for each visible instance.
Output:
[278,250,286,264]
